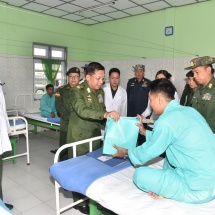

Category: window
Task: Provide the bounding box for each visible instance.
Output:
[33,43,67,99]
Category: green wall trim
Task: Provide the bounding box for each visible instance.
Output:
[0,1,214,61]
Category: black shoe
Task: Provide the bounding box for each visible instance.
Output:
[74,205,89,214]
[50,149,57,154]
[5,203,13,210]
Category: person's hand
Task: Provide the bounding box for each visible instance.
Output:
[51,112,56,118]
[136,114,146,136]
[104,111,120,122]
[113,144,128,159]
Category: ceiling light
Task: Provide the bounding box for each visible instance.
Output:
[78,1,116,14]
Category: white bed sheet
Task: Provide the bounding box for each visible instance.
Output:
[87,158,215,215]
[21,113,60,126]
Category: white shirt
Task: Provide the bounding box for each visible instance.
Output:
[102,83,127,117]
[79,78,85,84]
[0,81,12,155]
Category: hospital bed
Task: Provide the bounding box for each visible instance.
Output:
[15,94,60,136]
[50,136,215,215]
[3,116,30,165]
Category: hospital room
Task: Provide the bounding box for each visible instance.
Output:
[1,0,215,214]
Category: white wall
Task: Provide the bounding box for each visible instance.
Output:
[0,54,195,108]
[100,56,194,97]
[0,54,33,108]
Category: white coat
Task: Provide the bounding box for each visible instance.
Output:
[102,83,127,117]
[0,81,12,155]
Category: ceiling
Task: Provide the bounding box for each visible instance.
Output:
[0,0,209,25]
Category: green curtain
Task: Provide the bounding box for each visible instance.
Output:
[41,59,61,85]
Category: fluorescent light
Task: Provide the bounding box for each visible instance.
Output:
[78,1,116,14]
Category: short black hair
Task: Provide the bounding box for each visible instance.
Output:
[109,68,120,76]
[156,70,172,80]
[46,84,54,90]
[149,79,175,100]
[86,62,105,75]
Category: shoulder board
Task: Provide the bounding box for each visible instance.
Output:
[76,85,84,90]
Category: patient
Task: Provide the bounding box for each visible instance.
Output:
[114,79,215,204]
[40,84,58,118]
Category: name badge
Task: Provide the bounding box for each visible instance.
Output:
[142,81,148,87]
[202,93,212,100]
[98,94,103,103]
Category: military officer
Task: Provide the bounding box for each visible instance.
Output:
[185,56,215,133]
[67,62,120,214]
[127,64,151,117]
[127,64,151,146]
[180,70,198,106]
[55,67,80,159]
[67,62,119,156]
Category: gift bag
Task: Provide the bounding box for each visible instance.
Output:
[103,117,139,155]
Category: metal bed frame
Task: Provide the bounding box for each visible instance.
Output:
[3,116,30,165]
[15,94,60,138]
[52,136,103,215]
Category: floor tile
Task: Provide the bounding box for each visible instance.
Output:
[14,174,38,186]
[10,193,42,212]
[33,186,55,202]
[22,203,55,215]
[3,185,29,201]
[2,131,84,214]
[20,178,51,193]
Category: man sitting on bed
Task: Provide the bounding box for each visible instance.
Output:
[40,84,58,118]
[114,78,215,204]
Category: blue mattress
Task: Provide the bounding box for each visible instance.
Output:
[47,117,60,124]
[49,148,132,195]
[9,119,25,127]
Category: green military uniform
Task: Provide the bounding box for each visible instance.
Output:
[180,84,194,106]
[192,77,215,133]
[55,84,72,158]
[67,81,106,157]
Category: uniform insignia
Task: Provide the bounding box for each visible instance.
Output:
[67,87,70,89]
[131,83,135,86]
[55,92,60,97]
[209,83,213,88]
[77,85,81,89]
[98,94,103,103]
[202,93,212,100]
[87,98,92,103]
[87,88,91,93]
[142,81,148,87]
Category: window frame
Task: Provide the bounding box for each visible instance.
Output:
[33,42,67,99]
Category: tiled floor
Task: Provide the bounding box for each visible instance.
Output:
[2,130,83,215]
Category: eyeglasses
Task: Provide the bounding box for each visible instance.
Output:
[68,75,80,79]
[90,75,105,82]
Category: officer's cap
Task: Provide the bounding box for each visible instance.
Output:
[186,70,194,77]
[66,67,80,76]
[81,64,89,69]
[184,56,215,70]
[132,64,145,71]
